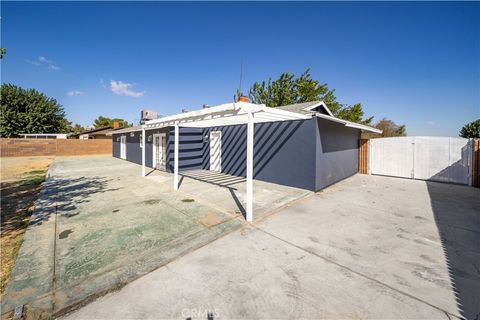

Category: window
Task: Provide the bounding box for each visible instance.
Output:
[140,133,143,148]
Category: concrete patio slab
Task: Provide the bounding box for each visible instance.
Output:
[61,174,479,320]
[1,156,310,318]
[148,169,312,220]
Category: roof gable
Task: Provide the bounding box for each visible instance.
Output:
[276,101,333,116]
[303,102,333,116]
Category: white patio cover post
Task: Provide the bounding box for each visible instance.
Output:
[141,127,146,177]
[246,111,254,222]
[174,123,179,191]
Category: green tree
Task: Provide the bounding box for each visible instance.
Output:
[0,48,6,59]
[0,83,70,137]
[68,123,86,135]
[375,118,406,137]
[459,119,480,138]
[248,68,372,123]
[93,116,129,128]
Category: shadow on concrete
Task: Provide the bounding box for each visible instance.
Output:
[145,168,157,177]
[180,170,246,218]
[30,176,121,225]
[429,143,472,185]
[426,180,480,320]
[181,170,246,189]
[178,175,184,188]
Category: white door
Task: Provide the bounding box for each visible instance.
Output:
[120,135,126,159]
[369,136,471,185]
[153,133,167,170]
[209,131,222,172]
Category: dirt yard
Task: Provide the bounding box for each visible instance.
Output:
[0,157,54,295]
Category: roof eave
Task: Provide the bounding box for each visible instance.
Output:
[315,113,382,134]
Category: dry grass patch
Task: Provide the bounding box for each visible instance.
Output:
[1,157,53,296]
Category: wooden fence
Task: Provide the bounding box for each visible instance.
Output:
[359,138,480,188]
[0,138,112,157]
[473,139,480,188]
[358,139,369,174]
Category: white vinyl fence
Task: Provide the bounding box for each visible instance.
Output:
[369,136,472,185]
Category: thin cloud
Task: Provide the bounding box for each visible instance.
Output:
[427,121,435,125]
[27,56,60,71]
[99,78,107,89]
[67,90,84,96]
[38,56,52,64]
[110,80,145,97]
[26,59,41,66]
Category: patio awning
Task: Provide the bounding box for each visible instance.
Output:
[143,102,311,129]
[141,101,309,223]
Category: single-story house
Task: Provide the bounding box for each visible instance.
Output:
[112,99,381,221]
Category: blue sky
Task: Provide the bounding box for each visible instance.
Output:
[1,1,479,136]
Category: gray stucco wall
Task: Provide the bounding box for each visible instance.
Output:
[113,130,151,167]
[112,138,120,158]
[203,119,317,191]
[315,117,360,191]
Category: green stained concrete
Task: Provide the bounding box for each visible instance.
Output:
[2,156,309,318]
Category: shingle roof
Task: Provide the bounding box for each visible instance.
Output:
[71,126,113,137]
[277,101,381,133]
[276,101,322,115]
[108,125,142,135]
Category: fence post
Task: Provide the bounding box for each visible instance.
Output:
[359,139,369,174]
[473,138,480,188]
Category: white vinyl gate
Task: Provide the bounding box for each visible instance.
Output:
[369,136,472,185]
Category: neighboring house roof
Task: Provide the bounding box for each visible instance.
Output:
[108,125,143,135]
[71,126,113,137]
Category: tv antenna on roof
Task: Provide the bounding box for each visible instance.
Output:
[239,58,244,94]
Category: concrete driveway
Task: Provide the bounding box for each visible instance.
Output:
[63,174,480,320]
[1,157,309,318]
